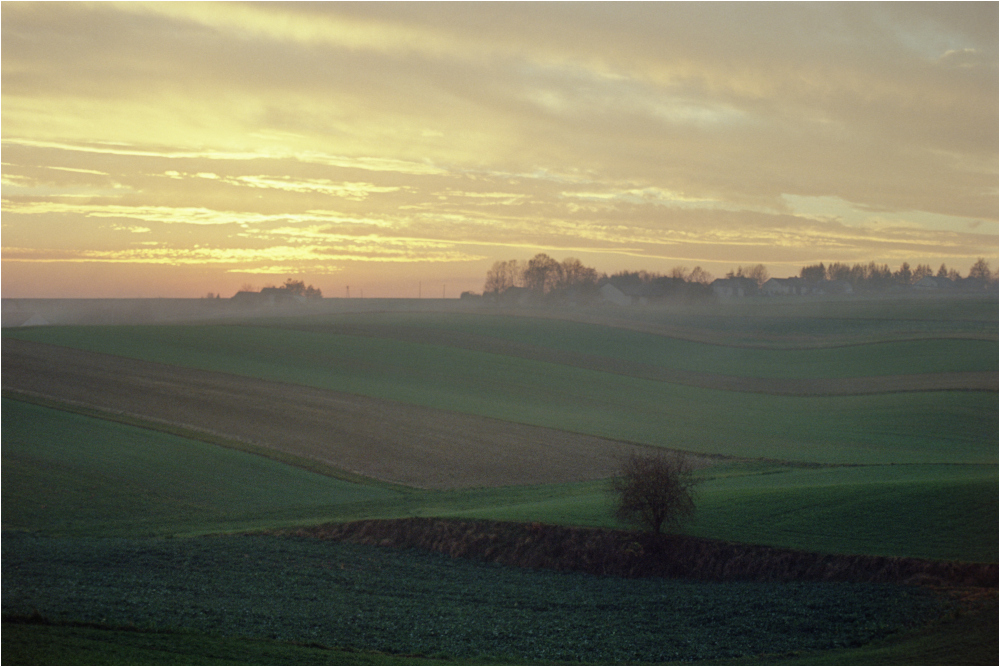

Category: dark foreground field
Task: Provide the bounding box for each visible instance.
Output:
[3,527,996,665]
[2,295,997,664]
[0,531,969,665]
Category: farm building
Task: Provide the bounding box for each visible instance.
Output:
[599,283,632,306]
[598,277,712,305]
[761,277,808,296]
[711,277,759,298]
[914,276,956,290]
[809,279,854,295]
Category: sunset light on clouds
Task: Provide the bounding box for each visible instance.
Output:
[2,1,997,298]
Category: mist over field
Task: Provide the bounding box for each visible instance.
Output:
[4,289,998,664]
[3,1,998,663]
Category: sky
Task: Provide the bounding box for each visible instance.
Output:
[2,2,997,298]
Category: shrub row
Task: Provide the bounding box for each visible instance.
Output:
[282,518,997,588]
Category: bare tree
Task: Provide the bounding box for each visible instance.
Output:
[911,264,934,282]
[728,264,769,286]
[968,257,994,281]
[827,262,852,281]
[522,253,563,293]
[688,266,713,284]
[484,259,522,294]
[559,257,599,290]
[800,262,826,282]
[610,451,699,534]
[893,262,912,285]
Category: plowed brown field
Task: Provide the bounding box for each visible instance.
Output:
[3,338,640,489]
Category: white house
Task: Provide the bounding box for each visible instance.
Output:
[711,277,758,298]
[761,277,807,296]
[914,276,955,290]
[599,283,632,306]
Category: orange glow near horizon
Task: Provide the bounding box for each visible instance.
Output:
[2,2,997,298]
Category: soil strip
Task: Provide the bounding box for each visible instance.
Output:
[3,338,643,489]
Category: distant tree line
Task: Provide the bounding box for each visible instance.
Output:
[232,278,323,299]
[278,278,323,298]
[725,264,769,286]
[797,258,996,290]
[476,254,996,302]
[482,253,715,300]
[484,254,602,295]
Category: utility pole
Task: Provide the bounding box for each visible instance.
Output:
[418,282,421,298]
[346,286,350,299]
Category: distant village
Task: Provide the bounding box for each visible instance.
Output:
[466,254,998,307]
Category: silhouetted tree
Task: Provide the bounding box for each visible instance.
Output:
[688,266,713,284]
[610,451,699,534]
[912,264,933,282]
[800,262,826,282]
[893,262,912,285]
[484,259,523,294]
[968,257,994,281]
[522,253,563,293]
[865,262,893,289]
[558,257,599,290]
[727,264,769,286]
[280,278,322,298]
[827,262,851,281]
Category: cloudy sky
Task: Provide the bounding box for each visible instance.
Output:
[2,2,997,298]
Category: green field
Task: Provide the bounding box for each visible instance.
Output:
[3,296,997,664]
[1,398,405,538]
[6,322,997,465]
[5,397,996,561]
[272,310,999,376]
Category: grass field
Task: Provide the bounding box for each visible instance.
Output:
[2,398,407,537]
[10,311,999,380]
[3,295,997,664]
[4,397,995,561]
[6,323,996,465]
[270,310,999,376]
